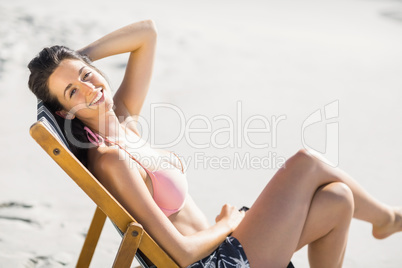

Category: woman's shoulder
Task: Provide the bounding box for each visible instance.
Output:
[88,145,129,174]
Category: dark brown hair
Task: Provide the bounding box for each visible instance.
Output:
[27,46,105,166]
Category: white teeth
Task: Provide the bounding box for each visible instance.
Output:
[90,90,103,106]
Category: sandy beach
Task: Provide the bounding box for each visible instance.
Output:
[1,0,402,267]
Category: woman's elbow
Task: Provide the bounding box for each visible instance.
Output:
[174,249,193,267]
[172,242,198,267]
[176,255,195,268]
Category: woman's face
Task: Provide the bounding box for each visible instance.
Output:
[48,59,113,120]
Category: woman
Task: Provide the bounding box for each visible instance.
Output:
[27,20,402,267]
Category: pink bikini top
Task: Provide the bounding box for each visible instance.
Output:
[84,127,188,217]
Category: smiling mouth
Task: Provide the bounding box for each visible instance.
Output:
[89,89,104,106]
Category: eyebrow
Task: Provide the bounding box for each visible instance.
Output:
[63,66,86,99]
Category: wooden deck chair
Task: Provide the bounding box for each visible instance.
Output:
[30,100,179,268]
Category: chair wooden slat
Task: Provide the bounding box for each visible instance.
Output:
[77,206,107,268]
[30,121,179,268]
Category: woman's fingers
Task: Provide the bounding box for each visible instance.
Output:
[216,204,245,231]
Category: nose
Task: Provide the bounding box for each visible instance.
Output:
[81,82,96,96]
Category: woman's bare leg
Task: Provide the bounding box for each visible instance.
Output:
[306,151,402,239]
[231,149,401,267]
[295,182,354,268]
[373,207,402,239]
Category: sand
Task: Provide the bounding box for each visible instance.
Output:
[1,0,402,267]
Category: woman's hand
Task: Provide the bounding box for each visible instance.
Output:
[215,204,246,233]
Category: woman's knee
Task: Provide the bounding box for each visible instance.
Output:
[288,148,336,167]
[283,149,342,185]
[282,148,319,175]
[320,182,354,218]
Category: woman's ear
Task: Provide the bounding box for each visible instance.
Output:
[55,110,75,120]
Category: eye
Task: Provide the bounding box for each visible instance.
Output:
[70,88,77,98]
[83,71,92,80]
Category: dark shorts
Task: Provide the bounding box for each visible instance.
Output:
[187,236,295,268]
[187,236,249,267]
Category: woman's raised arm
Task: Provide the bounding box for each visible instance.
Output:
[78,20,157,131]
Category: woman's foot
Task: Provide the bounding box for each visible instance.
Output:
[372,207,402,239]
